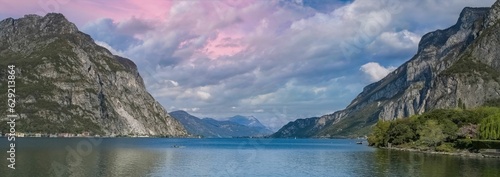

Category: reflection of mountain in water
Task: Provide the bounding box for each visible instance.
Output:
[0,138,165,177]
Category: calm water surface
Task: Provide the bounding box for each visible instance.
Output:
[0,138,499,177]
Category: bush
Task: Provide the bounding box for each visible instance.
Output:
[436,143,455,152]
[455,139,474,150]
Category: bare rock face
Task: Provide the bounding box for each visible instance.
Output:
[273,2,500,138]
[0,13,187,136]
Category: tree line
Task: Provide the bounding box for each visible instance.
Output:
[368,106,500,152]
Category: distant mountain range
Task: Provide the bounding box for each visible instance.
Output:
[170,111,273,138]
[273,1,500,138]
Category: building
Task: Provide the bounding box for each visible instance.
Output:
[82,132,90,137]
[16,132,25,137]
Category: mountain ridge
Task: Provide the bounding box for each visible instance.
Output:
[170,110,273,137]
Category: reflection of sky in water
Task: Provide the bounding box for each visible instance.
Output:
[0,138,499,177]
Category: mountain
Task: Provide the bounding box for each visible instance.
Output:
[226,115,273,134]
[170,110,273,137]
[0,13,187,136]
[169,110,220,137]
[271,117,320,138]
[273,1,500,138]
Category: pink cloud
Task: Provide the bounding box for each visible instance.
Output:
[0,0,173,26]
[201,32,247,59]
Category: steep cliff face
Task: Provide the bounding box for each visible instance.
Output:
[273,2,500,138]
[0,13,187,136]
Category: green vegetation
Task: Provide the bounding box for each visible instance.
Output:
[368,105,500,152]
[320,102,380,137]
[441,53,500,82]
[480,113,500,140]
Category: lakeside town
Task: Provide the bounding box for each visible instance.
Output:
[0,132,153,138]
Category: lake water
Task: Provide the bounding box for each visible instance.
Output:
[0,138,499,177]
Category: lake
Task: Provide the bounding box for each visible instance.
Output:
[0,138,499,177]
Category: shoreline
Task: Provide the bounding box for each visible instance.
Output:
[381,147,500,158]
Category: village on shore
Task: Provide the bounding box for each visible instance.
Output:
[0,132,153,138]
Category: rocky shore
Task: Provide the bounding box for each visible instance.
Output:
[381,147,500,158]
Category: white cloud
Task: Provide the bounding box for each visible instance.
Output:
[95,40,125,56]
[191,107,200,112]
[253,109,264,113]
[181,107,200,112]
[313,87,327,94]
[196,91,212,101]
[168,80,179,87]
[360,62,396,82]
[378,30,420,49]
[80,0,496,130]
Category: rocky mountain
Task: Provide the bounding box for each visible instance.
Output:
[226,115,273,133]
[271,117,320,138]
[169,110,219,137]
[170,110,272,137]
[0,13,187,136]
[273,1,500,138]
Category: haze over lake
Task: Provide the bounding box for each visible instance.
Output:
[1,138,499,177]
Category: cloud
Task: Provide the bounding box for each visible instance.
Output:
[366,30,421,59]
[2,0,495,130]
[253,109,265,113]
[360,62,396,82]
[181,107,200,112]
[83,18,144,51]
[94,40,125,56]
[377,30,420,49]
[79,0,495,130]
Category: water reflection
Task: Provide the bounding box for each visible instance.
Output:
[371,149,500,177]
[0,138,499,177]
[0,138,165,177]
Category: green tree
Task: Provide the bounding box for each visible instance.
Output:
[439,119,458,141]
[419,120,446,149]
[368,120,391,147]
[387,119,416,145]
[458,98,466,109]
[480,113,500,140]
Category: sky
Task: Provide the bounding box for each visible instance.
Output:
[0,0,496,130]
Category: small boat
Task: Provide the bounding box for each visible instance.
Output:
[356,141,363,144]
[172,145,185,148]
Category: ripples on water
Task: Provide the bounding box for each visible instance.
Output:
[0,138,499,177]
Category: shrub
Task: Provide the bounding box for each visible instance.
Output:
[455,139,474,150]
[436,143,455,152]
